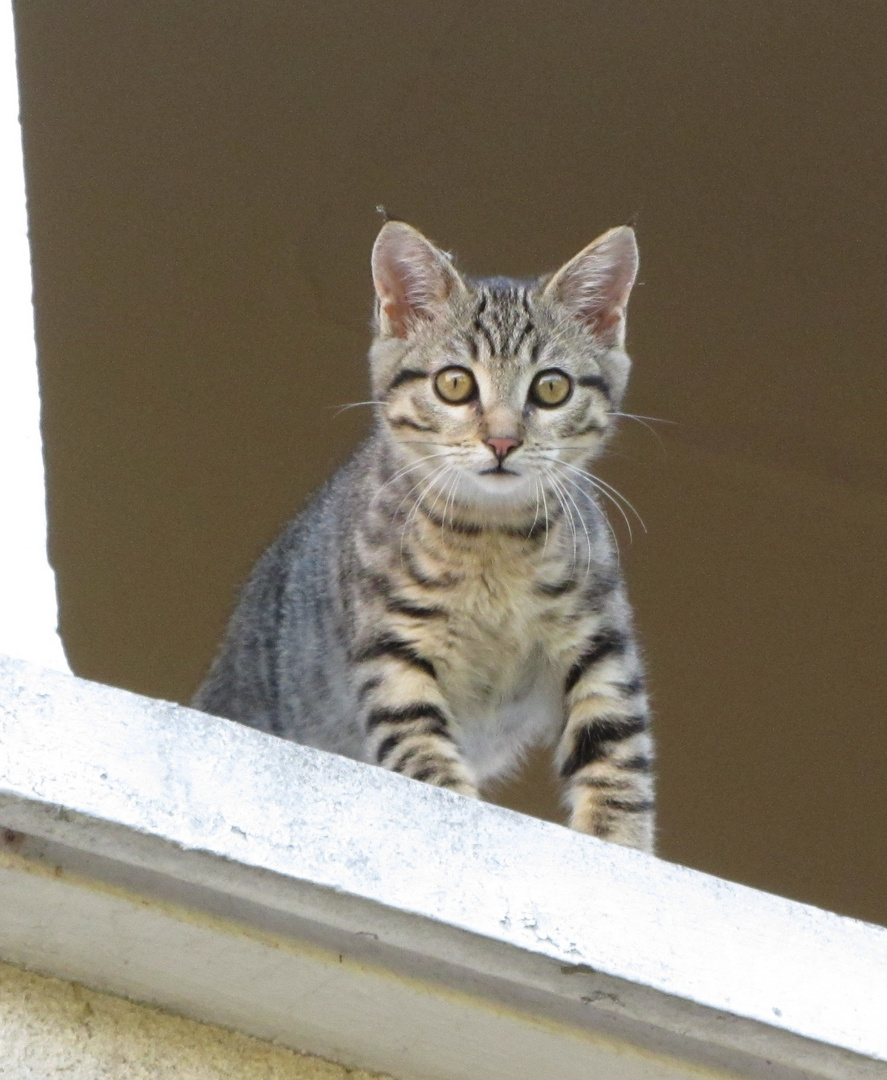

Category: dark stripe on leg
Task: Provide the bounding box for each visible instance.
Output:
[614,675,645,697]
[536,578,577,597]
[356,676,382,704]
[616,754,652,772]
[385,597,447,619]
[410,764,443,783]
[376,720,452,765]
[366,702,448,731]
[560,714,648,778]
[603,798,656,813]
[565,629,627,694]
[391,747,438,773]
[437,776,468,790]
[355,634,437,679]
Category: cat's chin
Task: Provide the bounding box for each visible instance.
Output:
[445,469,543,522]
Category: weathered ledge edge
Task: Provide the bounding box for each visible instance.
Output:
[0,654,884,1080]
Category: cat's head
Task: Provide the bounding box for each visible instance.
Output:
[369,221,638,526]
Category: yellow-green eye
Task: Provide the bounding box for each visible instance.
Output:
[530,369,572,408]
[434,366,477,404]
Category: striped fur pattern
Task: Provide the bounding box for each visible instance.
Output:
[194,221,655,851]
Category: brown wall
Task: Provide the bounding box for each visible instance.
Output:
[14,0,887,925]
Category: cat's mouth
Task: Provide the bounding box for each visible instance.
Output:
[478,466,521,477]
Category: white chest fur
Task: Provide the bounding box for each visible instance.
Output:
[416,547,576,783]
[456,665,564,783]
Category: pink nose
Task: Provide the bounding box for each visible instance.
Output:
[485,436,522,462]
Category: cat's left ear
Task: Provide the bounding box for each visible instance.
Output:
[543,226,638,348]
[372,221,465,339]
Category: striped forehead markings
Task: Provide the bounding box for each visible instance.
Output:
[514,291,537,356]
[473,286,536,359]
[473,292,497,355]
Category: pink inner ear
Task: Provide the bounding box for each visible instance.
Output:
[372,224,457,338]
[548,227,638,342]
[379,294,413,338]
[587,298,627,334]
[563,260,632,328]
[378,274,429,338]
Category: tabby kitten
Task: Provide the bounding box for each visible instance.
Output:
[194,221,654,851]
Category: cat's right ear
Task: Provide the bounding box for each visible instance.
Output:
[372,222,464,338]
[543,226,639,349]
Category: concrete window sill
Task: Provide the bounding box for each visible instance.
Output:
[0,654,884,1080]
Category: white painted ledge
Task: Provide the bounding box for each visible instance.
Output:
[0,655,884,1080]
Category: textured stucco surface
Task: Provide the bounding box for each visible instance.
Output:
[0,960,389,1080]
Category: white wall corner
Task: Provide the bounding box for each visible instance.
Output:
[0,1,68,673]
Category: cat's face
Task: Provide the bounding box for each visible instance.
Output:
[369,223,638,525]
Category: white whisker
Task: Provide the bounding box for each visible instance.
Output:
[612,412,675,425]
[528,476,542,539]
[548,457,646,535]
[538,475,552,554]
[550,465,622,566]
[372,450,455,507]
[389,458,454,526]
[399,462,453,561]
[546,468,593,581]
[442,466,462,530]
[543,469,578,571]
[397,461,451,519]
[586,470,647,534]
[332,400,386,417]
[611,412,675,448]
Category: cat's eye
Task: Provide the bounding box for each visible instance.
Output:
[529,369,572,408]
[434,366,477,405]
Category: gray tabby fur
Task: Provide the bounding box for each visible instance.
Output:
[194,221,655,850]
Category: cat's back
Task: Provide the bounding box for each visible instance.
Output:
[193,444,372,736]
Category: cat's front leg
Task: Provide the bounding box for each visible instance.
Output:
[354,634,478,797]
[555,628,655,852]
